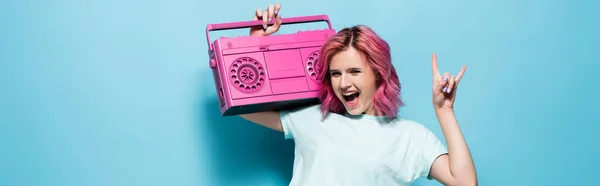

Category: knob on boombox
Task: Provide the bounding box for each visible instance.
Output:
[209,59,216,69]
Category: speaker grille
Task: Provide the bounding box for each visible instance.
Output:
[229,57,265,93]
[305,50,321,82]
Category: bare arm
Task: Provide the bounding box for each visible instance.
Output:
[429,109,477,186]
[239,4,285,132]
[429,53,477,185]
[240,112,283,132]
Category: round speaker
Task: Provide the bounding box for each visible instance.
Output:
[305,50,321,82]
[228,57,266,93]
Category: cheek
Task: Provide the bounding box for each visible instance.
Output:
[330,79,339,88]
[358,76,378,97]
[330,79,340,93]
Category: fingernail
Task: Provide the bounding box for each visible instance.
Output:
[275,10,279,15]
[447,89,451,93]
[443,76,448,81]
[269,18,272,23]
[443,87,447,92]
[263,25,267,30]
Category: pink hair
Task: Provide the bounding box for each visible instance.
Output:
[317,25,404,119]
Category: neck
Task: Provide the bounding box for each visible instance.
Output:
[362,104,379,116]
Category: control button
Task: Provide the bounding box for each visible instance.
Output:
[209,59,216,69]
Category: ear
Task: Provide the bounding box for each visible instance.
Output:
[376,71,383,81]
[375,73,382,86]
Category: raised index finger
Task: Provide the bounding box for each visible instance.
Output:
[432,53,441,78]
[455,65,467,83]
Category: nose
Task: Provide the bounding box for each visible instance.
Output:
[340,74,351,90]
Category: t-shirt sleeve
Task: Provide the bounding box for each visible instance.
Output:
[279,104,322,140]
[417,125,448,180]
[279,109,295,139]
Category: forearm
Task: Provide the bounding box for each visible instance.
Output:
[435,108,477,184]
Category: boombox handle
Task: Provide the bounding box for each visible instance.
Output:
[205,14,333,51]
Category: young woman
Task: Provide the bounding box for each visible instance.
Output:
[240,3,477,186]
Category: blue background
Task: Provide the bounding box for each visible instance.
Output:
[1,0,598,185]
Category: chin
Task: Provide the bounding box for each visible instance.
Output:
[346,109,365,115]
[344,104,367,115]
[340,97,376,116]
[339,92,365,115]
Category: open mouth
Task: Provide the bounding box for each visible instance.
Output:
[342,91,360,107]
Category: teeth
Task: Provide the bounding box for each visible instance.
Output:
[343,92,358,96]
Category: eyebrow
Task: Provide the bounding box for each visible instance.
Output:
[348,67,361,71]
[328,67,362,72]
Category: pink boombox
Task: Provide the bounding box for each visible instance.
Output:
[206,15,336,116]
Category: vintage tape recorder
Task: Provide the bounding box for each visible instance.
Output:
[206,15,335,116]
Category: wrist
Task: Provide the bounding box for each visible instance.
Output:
[434,108,458,126]
[434,107,455,114]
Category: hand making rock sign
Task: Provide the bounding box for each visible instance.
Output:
[431,53,467,111]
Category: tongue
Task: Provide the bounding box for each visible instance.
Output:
[347,95,356,101]
[346,93,359,107]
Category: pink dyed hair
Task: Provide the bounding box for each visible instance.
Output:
[317,25,403,119]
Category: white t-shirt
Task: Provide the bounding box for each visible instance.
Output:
[280,104,448,186]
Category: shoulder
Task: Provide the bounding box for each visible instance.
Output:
[279,103,325,139]
[280,103,322,117]
[390,117,429,130]
[392,118,447,155]
[279,103,325,127]
[389,118,439,138]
